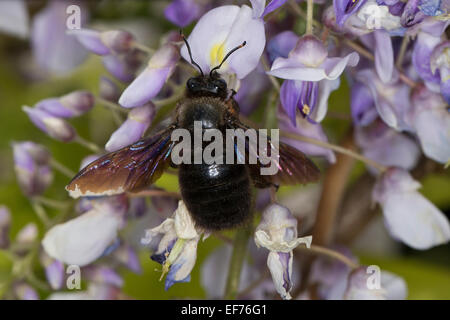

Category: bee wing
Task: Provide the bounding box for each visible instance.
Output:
[232,121,320,187]
[66,127,176,198]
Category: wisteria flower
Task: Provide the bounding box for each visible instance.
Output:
[268,35,359,123]
[372,167,450,250]
[254,203,312,300]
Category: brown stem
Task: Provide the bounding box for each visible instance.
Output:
[312,130,357,246]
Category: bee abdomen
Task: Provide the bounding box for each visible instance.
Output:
[179,163,251,230]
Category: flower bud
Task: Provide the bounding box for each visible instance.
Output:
[83,265,124,287]
[105,103,155,152]
[40,252,65,290]
[12,141,53,197]
[99,76,121,102]
[14,283,39,300]
[23,106,77,142]
[119,44,179,108]
[16,223,38,245]
[100,30,134,53]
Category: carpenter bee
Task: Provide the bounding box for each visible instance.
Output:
[66,36,320,230]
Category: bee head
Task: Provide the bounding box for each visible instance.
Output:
[181,31,246,100]
[186,73,228,99]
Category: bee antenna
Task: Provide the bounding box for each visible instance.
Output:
[210,41,247,76]
[180,30,204,77]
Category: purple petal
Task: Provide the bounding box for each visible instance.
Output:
[164,0,201,27]
[262,0,288,17]
[280,80,301,125]
[351,82,377,126]
[267,31,299,63]
[334,0,368,26]
[412,32,441,84]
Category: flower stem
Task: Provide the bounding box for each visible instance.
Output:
[306,0,314,35]
[74,136,102,153]
[296,244,359,270]
[30,200,51,227]
[131,41,155,54]
[395,35,409,70]
[280,131,387,173]
[96,97,129,114]
[50,158,76,178]
[224,225,252,299]
[261,55,280,93]
[154,86,185,108]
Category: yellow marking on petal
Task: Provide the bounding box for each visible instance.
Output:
[302,104,311,115]
[210,43,225,67]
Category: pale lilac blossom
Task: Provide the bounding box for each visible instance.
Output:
[268,35,359,123]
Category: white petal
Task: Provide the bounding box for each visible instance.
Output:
[267,251,293,300]
[381,271,408,300]
[42,208,122,266]
[174,201,199,239]
[313,78,341,122]
[381,191,450,250]
[224,5,266,79]
[413,108,450,164]
[181,5,240,74]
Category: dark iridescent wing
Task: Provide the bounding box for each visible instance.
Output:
[66,127,176,198]
[231,121,320,187]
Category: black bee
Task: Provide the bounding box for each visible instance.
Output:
[66,36,320,230]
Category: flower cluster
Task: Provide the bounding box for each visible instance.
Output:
[1,0,449,301]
